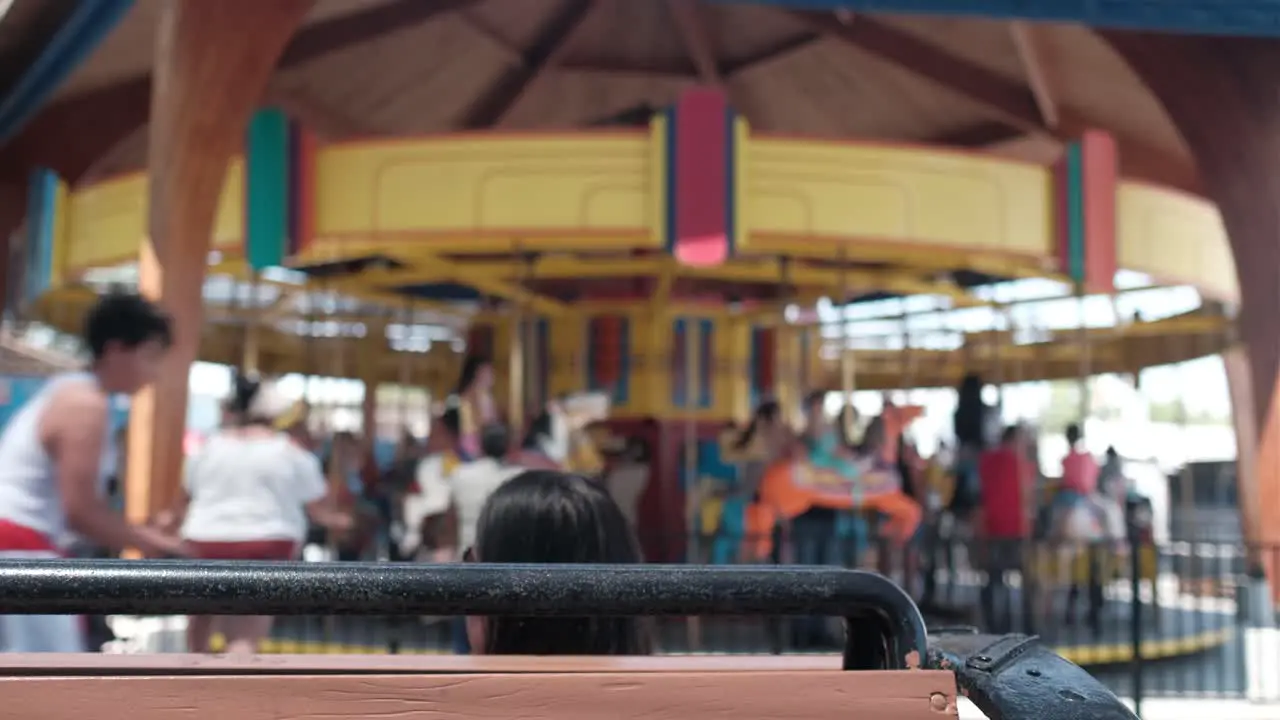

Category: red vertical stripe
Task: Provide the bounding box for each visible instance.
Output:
[593,316,622,386]
[673,88,729,268]
[293,128,317,256]
[757,328,776,392]
[1081,130,1118,294]
[1052,148,1072,277]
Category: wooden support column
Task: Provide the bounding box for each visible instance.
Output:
[1106,34,1280,599]
[125,0,313,527]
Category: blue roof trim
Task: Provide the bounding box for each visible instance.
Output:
[704,0,1280,38]
[0,0,137,144]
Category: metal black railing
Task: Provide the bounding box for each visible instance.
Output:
[3,534,1277,712]
[0,559,1141,720]
[0,561,925,670]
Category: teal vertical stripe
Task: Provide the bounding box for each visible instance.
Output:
[672,318,687,408]
[616,317,631,405]
[698,318,713,408]
[24,168,58,304]
[245,108,291,270]
[1065,143,1086,286]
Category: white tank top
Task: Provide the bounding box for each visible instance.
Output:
[0,372,116,547]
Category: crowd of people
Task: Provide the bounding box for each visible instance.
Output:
[0,292,1149,656]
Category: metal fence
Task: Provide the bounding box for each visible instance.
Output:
[0,535,1275,709]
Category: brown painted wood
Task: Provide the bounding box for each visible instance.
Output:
[0,669,957,720]
[1008,21,1059,129]
[722,31,819,78]
[279,0,480,69]
[793,12,1198,194]
[666,0,723,85]
[1,0,476,183]
[793,10,1043,131]
[124,0,314,525]
[1104,32,1280,598]
[463,0,595,129]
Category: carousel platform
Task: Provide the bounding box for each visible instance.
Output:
[253,586,1234,669]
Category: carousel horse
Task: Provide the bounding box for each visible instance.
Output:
[759,442,923,546]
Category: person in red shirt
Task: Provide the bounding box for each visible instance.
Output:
[976,424,1035,633]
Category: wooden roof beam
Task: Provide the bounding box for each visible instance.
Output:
[723,32,820,78]
[457,10,524,66]
[665,0,722,86]
[1009,21,1060,129]
[3,0,480,182]
[794,11,1202,195]
[462,0,595,129]
[791,10,1044,132]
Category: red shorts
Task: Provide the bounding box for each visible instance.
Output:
[185,539,297,561]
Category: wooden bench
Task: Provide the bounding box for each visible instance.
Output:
[0,654,956,720]
[0,561,1138,720]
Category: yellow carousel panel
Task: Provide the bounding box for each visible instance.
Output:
[1117,182,1237,301]
[305,134,655,260]
[741,138,1053,269]
[63,161,246,276]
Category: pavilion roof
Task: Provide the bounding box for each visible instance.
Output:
[0,0,1198,194]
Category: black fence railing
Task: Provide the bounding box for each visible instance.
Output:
[0,561,1144,720]
[1,535,1276,709]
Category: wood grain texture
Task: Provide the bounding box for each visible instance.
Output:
[1104,32,1280,597]
[0,669,957,720]
[124,0,314,525]
[2,3,1194,192]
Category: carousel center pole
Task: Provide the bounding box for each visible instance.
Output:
[125,0,313,538]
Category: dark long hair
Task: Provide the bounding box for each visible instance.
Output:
[225,371,267,427]
[472,470,651,656]
[954,372,988,450]
[734,400,780,451]
[522,410,554,451]
[454,354,491,396]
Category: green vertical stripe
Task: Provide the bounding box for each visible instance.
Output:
[1065,142,1085,286]
[245,108,290,270]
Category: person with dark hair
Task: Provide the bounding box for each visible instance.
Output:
[465,470,651,656]
[452,355,495,460]
[1057,424,1099,505]
[399,408,466,561]
[733,400,784,454]
[515,399,570,470]
[442,423,523,654]
[976,424,1036,634]
[450,423,522,557]
[0,292,185,652]
[164,374,352,654]
[603,436,651,531]
[951,373,991,516]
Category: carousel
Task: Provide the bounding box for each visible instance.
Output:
[9,0,1241,665]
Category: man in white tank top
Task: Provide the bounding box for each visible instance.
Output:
[0,293,187,653]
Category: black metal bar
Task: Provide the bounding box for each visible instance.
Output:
[0,560,927,670]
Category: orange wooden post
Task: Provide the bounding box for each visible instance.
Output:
[125,0,314,530]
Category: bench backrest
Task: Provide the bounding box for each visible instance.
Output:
[0,655,958,720]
